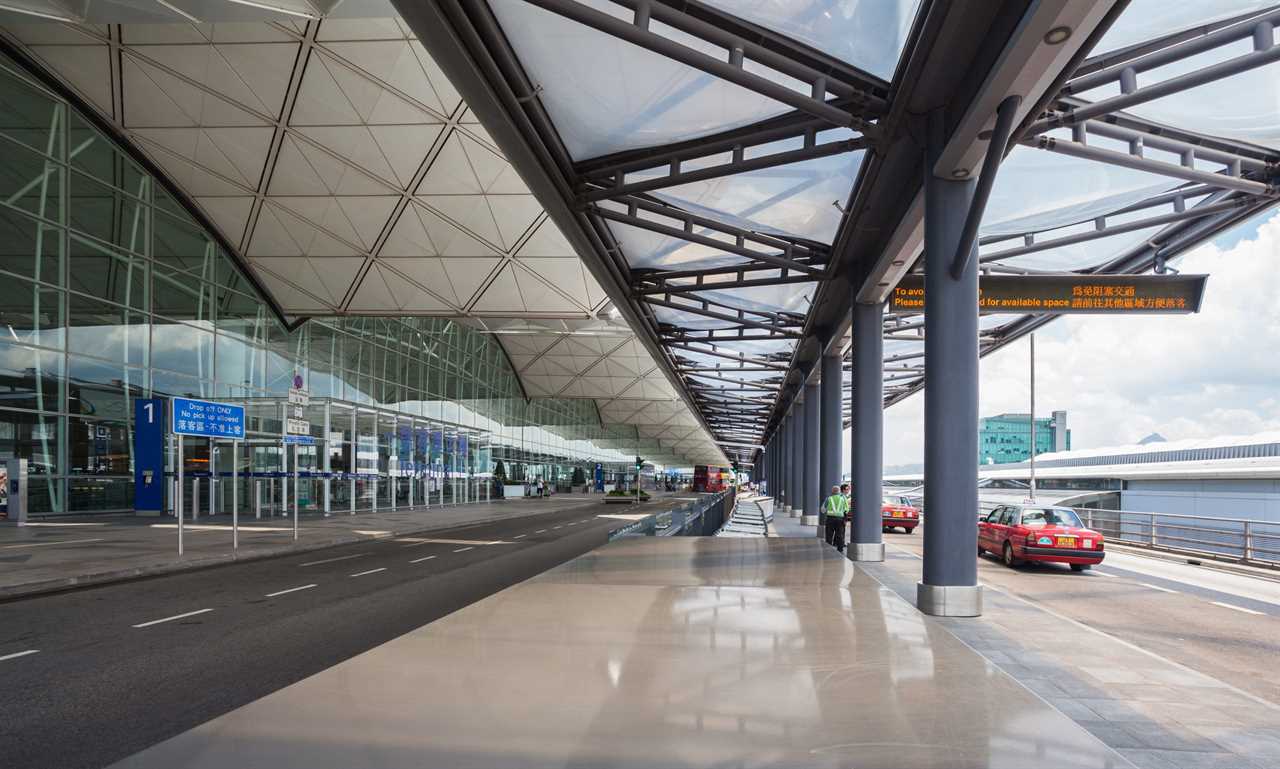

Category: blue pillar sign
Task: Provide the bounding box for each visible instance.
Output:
[172,398,245,438]
[134,398,166,512]
[594,462,604,492]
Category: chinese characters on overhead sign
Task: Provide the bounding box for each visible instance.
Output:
[889,274,1208,314]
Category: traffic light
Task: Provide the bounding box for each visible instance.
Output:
[635,456,643,470]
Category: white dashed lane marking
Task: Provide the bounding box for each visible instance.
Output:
[410,555,436,564]
[0,649,40,663]
[453,547,474,553]
[265,584,316,598]
[301,553,367,567]
[1139,583,1178,594]
[1212,601,1265,616]
[133,609,214,628]
[350,568,387,578]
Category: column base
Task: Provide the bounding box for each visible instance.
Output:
[789,507,801,518]
[916,582,982,617]
[847,542,884,561]
[800,514,818,526]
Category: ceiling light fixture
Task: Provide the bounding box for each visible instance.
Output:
[1044,26,1072,45]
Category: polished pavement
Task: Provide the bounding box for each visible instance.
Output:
[111,538,1128,768]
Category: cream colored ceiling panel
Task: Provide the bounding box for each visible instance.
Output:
[315,17,405,42]
[123,52,268,126]
[27,44,111,114]
[515,257,587,303]
[307,256,364,306]
[513,264,587,314]
[379,257,460,308]
[347,264,398,311]
[375,263,452,312]
[290,51,363,125]
[133,42,296,116]
[417,131,486,194]
[250,259,334,312]
[516,217,574,258]
[379,204,436,257]
[131,126,271,188]
[418,203,500,257]
[440,256,500,306]
[321,39,449,118]
[471,263,524,313]
[486,194,541,249]
[422,194,501,250]
[290,125,400,189]
[134,138,253,196]
[366,123,443,187]
[283,132,397,195]
[193,195,253,244]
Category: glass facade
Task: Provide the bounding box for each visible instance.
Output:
[0,55,648,516]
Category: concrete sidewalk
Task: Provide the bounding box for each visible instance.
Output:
[0,493,634,600]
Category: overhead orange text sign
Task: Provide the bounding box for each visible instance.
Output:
[889,274,1207,315]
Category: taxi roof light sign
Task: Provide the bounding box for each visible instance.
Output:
[890,274,1207,314]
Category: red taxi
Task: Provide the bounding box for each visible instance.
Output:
[978,504,1104,571]
[881,494,919,534]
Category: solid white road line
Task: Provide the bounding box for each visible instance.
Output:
[350,568,387,578]
[453,546,474,553]
[1212,601,1265,616]
[300,553,367,567]
[265,584,317,598]
[133,608,213,628]
[0,649,40,662]
[1092,570,1118,578]
[513,534,526,539]
[1,538,105,550]
[1139,583,1179,594]
[410,555,437,564]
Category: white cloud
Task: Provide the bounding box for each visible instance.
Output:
[856,210,1280,470]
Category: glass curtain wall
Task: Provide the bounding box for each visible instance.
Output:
[0,54,647,516]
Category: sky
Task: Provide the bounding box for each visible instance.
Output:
[845,209,1280,472]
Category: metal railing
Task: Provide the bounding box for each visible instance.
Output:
[973,498,1280,568]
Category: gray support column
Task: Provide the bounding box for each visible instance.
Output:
[850,301,885,561]
[801,380,820,526]
[919,110,982,617]
[789,404,803,518]
[819,353,842,538]
[780,414,791,514]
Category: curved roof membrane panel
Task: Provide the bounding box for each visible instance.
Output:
[486,0,793,160]
[698,0,922,80]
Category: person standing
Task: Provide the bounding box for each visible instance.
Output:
[840,483,851,546]
[823,485,848,552]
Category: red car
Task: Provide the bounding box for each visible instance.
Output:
[978,504,1104,571]
[881,494,919,534]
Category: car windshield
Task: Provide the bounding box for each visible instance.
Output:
[1019,508,1083,527]
[882,496,898,506]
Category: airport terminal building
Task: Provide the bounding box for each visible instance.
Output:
[0,35,727,516]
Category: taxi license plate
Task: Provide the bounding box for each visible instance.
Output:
[893,511,903,517]
[1056,536,1077,548]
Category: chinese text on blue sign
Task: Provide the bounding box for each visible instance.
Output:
[172,398,245,439]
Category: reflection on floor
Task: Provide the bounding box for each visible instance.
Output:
[111,538,1126,769]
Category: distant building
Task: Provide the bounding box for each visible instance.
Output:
[979,410,1070,465]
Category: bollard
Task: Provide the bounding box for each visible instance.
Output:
[192,477,200,520]
[255,480,262,520]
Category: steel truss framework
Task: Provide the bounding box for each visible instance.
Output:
[407,0,1280,465]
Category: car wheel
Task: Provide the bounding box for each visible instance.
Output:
[977,545,984,557]
[906,527,915,534]
[1002,541,1018,568]
[1070,563,1090,572]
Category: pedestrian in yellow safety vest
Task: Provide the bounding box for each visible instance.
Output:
[823,485,848,553]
